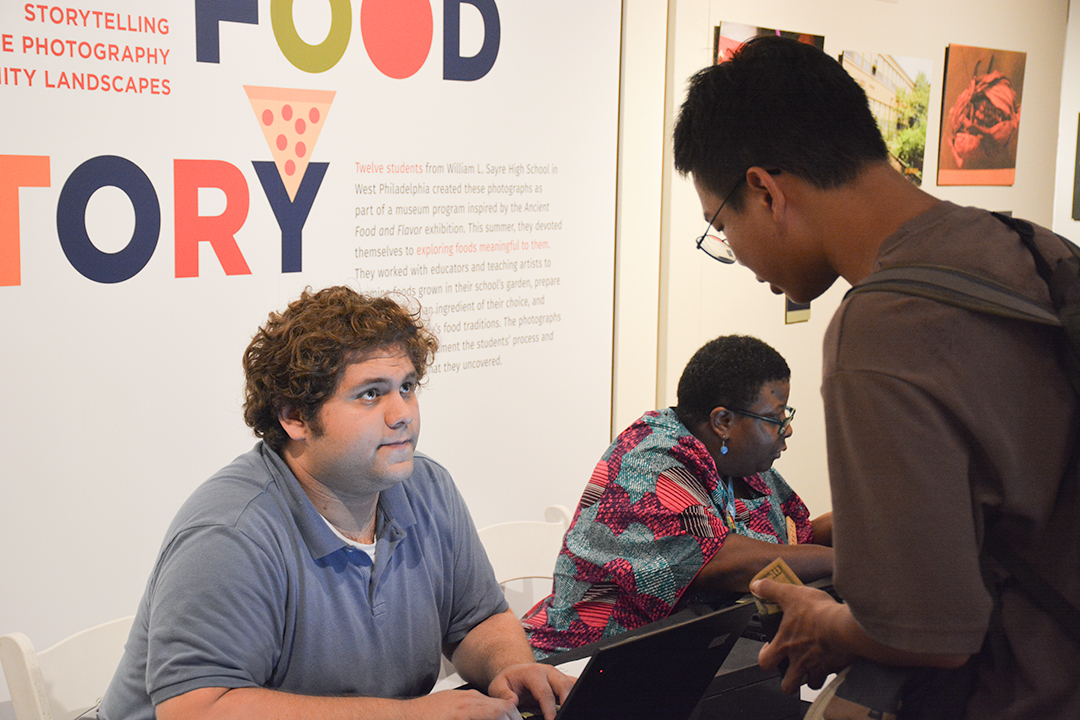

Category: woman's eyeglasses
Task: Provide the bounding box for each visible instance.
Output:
[730,406,796,435]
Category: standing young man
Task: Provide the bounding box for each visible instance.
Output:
[673,36,1080,718]
[100,286,573,720]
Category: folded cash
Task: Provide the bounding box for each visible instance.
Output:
[751,557,804,639]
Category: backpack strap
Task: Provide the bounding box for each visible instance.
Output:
[984,529,1080,645]
[845,264,1060,326]
[991,212,1080,283]
[994,213,1080,395]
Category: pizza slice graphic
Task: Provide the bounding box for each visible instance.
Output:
[244,85,336,201]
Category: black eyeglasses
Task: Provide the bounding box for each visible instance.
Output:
[731,406,796,434]
[695,170,781,264]
[694,177,744,264]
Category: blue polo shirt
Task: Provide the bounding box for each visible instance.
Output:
[99,443,506,720]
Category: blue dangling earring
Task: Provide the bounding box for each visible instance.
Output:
[721,438,729,455]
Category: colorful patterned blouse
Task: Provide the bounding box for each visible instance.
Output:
[524,408,812,657]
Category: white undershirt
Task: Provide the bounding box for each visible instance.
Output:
[320,515,377,563]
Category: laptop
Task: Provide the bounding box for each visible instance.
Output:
[527,601,757,720]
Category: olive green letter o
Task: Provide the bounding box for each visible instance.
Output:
[271,0,352,74]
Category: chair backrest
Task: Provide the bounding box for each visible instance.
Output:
[1,616,134,720]
[478,505,572,617]
[435,505,575,692]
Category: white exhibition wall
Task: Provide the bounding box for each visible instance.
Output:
[656,0,1070,517]
[0,0,620,707]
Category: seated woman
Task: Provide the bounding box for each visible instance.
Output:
[524,334,832,657]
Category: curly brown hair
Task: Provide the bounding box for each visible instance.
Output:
[242,286,439,452]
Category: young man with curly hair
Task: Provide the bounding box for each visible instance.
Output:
[100,286,572,720]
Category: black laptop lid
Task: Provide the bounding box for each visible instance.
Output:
[552,601,757,720]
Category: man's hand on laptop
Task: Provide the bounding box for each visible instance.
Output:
[407,688,525,719]
[489,662,576,720]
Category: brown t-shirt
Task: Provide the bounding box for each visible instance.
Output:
[823,201,1080,719]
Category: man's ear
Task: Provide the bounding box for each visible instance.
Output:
[278,406,309,441]
[745,166,787,222]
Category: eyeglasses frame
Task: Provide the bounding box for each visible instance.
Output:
[730,406,796,435]
[694,169,783,264]
[694,177,745,264]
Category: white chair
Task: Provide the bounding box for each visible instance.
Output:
[478,504,572,618]
[1,616,134,720]
[432,504,573,692]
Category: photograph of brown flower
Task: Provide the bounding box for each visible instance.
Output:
[937,44,1026,186]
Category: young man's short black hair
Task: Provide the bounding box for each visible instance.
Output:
[673,36,888,210]
[675,335,790,427]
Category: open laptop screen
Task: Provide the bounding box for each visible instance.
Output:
[543,601,757,720]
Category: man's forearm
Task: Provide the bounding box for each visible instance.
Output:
[753,581,972,695]
[156,685,412,720]
[156,683,521,720]
[156,611,542,720]
[449,609,536,690]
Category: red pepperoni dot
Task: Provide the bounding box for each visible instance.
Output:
[295,118,306,135]
[285,159,296,176]
[296,142,307,158]
[261,109,274,126]
[309,107,320,124]
[276,134,288,151]
[282,104,293,121]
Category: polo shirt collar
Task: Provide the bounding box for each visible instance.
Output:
[257,442,418,562]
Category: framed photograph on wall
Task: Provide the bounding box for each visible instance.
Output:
[785,297,811,324]
[937,44,1026,186]
[841,51,932,187]
[713,22,823,65]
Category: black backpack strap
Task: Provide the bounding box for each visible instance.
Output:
[993,214,1080,397]
[845,264,1060,326]
[990,212,1080,282]
[984,530,1080,645]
